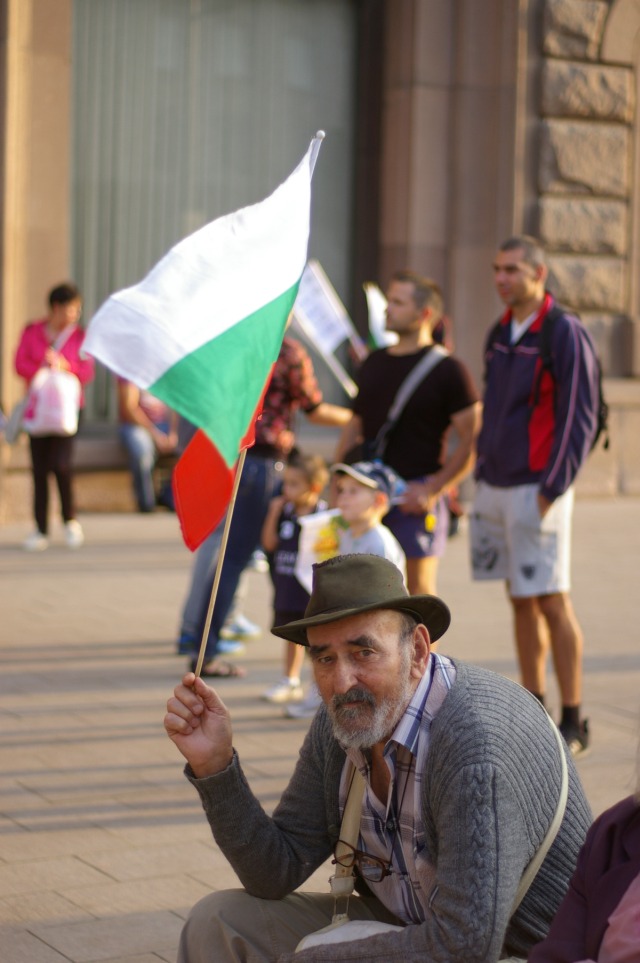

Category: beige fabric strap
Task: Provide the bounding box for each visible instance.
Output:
[330,766,366,899]
[511,712,569,913]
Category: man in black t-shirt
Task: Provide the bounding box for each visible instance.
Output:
[336,270,480,595]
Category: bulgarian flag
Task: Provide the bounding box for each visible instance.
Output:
[85,133,324,550]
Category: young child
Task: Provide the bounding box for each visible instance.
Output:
[285,460,407,720]
[332,460,407,578]
[261,451,329,704]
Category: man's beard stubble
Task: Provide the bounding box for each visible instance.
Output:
[327,647,414,750]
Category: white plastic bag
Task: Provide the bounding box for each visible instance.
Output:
[22,368,81,436]
[296,918,402,952]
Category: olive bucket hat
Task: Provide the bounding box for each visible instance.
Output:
[272,553,451,646]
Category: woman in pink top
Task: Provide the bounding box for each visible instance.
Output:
[15,282,94,551]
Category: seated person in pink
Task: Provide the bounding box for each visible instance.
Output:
[529,790,640,962]
[116,379,178,513]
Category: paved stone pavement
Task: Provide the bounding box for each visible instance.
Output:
[0,499,638,962]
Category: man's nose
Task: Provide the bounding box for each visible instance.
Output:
[332,659,359,694]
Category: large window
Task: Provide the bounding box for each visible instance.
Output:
[72,0,357,422]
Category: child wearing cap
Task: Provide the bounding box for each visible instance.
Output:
[285,460,408,721]
[260,451,329,704]
[331,460,407,578]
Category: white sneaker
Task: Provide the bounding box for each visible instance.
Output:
[23,532,49,552]
[285,685,323,718]
[262,678,304,704]
[64,519,84,548]
[248,549,269,574]
[220,613,261,641]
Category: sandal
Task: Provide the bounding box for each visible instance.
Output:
[192,659,247,679]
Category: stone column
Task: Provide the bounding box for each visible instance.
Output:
[0,0,72,414]
[378,0,455,288]
[378,0,526,381]
[0,0,72,522]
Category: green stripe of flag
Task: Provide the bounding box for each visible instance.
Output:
[150,285,298,467]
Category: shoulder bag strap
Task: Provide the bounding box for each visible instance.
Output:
[330,765,366,900]
[372,344,449,458]
[511,712,569,914]
[51,325,77,354]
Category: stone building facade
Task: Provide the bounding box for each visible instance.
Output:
[1,0,640,522]
[540,0,632,376]
[539,0,640,492]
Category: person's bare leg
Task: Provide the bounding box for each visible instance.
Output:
[537,592,583,706]
[406,556,439,596]
[285,640,305,681]
[509,593,550,696]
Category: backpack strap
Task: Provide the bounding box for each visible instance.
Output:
[530,306,560,410]
[372,344,449,458]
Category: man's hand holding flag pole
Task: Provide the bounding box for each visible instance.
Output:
[84,131,326,678]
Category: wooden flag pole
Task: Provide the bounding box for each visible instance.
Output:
[193,447,248,678]
[191,132,327,679]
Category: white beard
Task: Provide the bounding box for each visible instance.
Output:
[327,650,414,750]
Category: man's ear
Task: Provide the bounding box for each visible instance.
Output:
[419,305,433,326]
[410,624,430,679]
[534,262,548,285]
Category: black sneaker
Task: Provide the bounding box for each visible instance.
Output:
[559,718,590,758]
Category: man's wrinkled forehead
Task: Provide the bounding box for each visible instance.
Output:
[493,248,530,271]
[306,609,405,647]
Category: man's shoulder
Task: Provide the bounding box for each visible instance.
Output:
[438,350,474,379]
[545,299,579,322]
[432,661,545,738]
[440,659,516,698]
[359,346,393,370]
[542,302,583,338]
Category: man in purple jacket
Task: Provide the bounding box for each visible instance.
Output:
[470,235,600,757]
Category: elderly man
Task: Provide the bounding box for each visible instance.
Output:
[165,554,592,963]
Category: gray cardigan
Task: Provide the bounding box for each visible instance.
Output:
[186,660,592,962]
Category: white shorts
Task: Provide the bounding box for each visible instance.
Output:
[470,481,574,597]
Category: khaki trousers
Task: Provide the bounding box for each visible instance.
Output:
[177,888,527,962]
[177,888,402,962]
